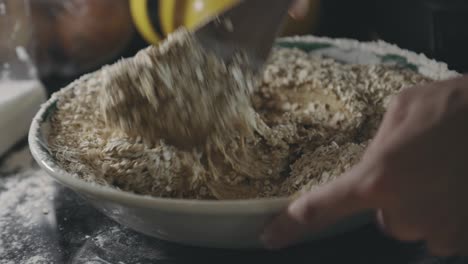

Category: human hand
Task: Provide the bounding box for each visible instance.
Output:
[261,75,468,256]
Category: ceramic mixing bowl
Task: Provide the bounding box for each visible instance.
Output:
[29,36,456,249]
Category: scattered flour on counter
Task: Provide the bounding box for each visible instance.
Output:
[23,256,49,264]
[0,150,57,264]
[70,225,170,263]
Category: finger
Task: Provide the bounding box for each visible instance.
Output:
[376,209,423,242]
[261,163,373,249]
[289,0,309,19]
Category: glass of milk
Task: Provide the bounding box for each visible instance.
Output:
[0,0,46,156]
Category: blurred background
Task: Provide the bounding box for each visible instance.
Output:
[17,0,466,94]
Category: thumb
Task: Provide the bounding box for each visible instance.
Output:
[261,163,374,249]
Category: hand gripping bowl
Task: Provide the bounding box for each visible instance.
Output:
[29,36,457,249]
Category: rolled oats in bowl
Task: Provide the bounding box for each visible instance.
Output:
[47,33,439,201]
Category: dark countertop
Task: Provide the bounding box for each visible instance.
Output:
[0,142,467,264]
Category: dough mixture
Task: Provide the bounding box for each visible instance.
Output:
[48,34,431,200]
[99,29,256,150]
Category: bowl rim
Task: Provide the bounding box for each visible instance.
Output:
[29,35,458,214]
